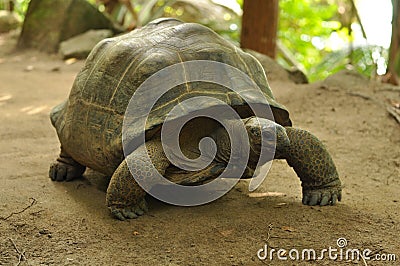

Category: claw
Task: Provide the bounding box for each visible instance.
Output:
[108,199,148,220]
[122,208,138,219]
[134,207,144,216]
[302,194,310,205]
[110,207,127,221]
[49,160,85,182]
[55,165,66,181]
[320,195,330,206]
[331,194,338,205]
[302,181,342,207]
[308,194,320,206]
[49,164,56,181]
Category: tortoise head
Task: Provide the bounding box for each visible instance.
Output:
[245,117,290,161]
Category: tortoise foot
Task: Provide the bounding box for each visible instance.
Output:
[302,181,342,206]
[49,159,85,182]
[108,199,148,221]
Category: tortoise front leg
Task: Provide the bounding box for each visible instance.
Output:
[283,127,342,206]
[106,139,170,220]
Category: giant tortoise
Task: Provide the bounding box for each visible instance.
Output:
[49,18,342,220]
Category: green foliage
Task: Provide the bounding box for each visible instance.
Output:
[236,0,386,81]
[278,0,340,81]
[14,0,30,19]
[5,0,386,81]
[93,0,240,43]
[0,0,10,10]
[311,45,387,79]
[0,0,30,20]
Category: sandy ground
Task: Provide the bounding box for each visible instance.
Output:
[0,31,399,265]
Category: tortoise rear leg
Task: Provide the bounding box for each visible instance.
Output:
[49,148,86,182]
[106,139,170,220]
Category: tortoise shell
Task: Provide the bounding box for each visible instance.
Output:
[51,18,291,175]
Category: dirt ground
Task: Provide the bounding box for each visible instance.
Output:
[0,31,399,266]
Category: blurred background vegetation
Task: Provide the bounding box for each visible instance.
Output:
[0,0,29,19]
[0,0,391,82]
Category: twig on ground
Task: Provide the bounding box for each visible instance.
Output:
[375,87,400,92]
[346,91,373,101]
[260,224,273,265]
[0,198,37,220]
[386,106,400,124]
[8,238,27,266]
[265,223,273,243]
[270,236,294,239]
[29,209,44,216]
[360,254,368,266]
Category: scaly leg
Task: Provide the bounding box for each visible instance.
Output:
[284,127,342,206]
[106,139,170,220]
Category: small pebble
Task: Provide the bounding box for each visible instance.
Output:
[39,229,51,235]
[24,65,34,72]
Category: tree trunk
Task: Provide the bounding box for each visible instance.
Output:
[240,0,279,58]
[387,0,400,85]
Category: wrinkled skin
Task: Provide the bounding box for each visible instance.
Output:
[49,117,341,220]
[242,118,341,207]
